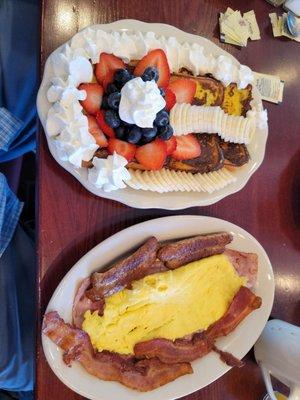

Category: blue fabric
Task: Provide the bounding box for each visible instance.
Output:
[0,173,23,258]
[0,225,35,392]
[0,0,38,162]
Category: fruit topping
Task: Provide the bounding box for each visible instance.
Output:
[165,136,177,155]
[142,127,158,143]
[115,125,126,139]
[171,134,201,160]
[134,49,170,88]
[135,139,167,170]
[95,53,125,89]
[154,110,169,127]
[78,83,103,115]
[114,68,133,86]
[107,92,121,110]
[158,124,174,141]
[95,110,115,138]
[108,138,136,162]
[141,66,159,83]
[105,109,121,128]
[168,78,196,104]
[87,115,108,148]
[165,87,176,111]
[106,83,119,95]
[127,126,143,144]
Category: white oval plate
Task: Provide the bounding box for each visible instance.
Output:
[42,215,274,400]
[37,20,268,210]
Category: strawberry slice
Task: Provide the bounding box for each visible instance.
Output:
[171,134,201,160]
[95,110,115,138]
[135,139,167,170]
[108,138,136,162]
[79,83,103,115]
[165,87,176,111]
[134,49,170,88]
[95,53,125,90]
[168,78,196,104]
[87,115,108,148]
[165,136,177,155]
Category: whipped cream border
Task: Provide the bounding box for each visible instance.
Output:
[45,27,268,192]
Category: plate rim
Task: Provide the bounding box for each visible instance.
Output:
[42,214,275,400]
[37,19,268,210]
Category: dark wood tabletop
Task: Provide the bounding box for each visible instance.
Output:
[37,0,300,399]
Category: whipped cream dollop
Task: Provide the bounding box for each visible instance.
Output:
[88,152,131,191]
[119,77,165,128]
[246,100,268,130]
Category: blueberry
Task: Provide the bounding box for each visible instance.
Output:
[154,110,169,127]
[106,83,119,95]
[101,95,109,109]
[141,66,159,82]
[158,124,173,140]
[107,92,121,110]
[105,110,121,128]
[159,87,165,97]
[114,69,132,85]
[142,127,157,141]
[115,125,126,139]
[126,126,142,144]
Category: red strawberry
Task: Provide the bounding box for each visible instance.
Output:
[95,110,115,138]
[95,53,125,90]
[168,78,196,104]
[87,115,108,148]
[135,139,167,170]
[79,83,103,115]
[171,134,201,160]
[165,136,177,155]
[165,87,176,111]
[108,138,136,162]
[134,49,170,88]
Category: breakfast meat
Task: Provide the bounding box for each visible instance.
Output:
[218,139,250,167]
[43,311,192,391]
[167,134,224,174]
[86,237,159,302]
[133,286,261,363]
[157,232,233,268]
[72,277,106,328]
[224,249,258,288]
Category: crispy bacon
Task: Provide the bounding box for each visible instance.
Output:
[72,278,104,327]
[86,237,159,302]
[134,286,261,364]
[157,232,233,268]
[43,311,192,392]
[224,249,258,288]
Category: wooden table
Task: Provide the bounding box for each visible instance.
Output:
[37,0,300,399]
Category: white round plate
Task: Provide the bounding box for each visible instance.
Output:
[42,215,274,400]
[37,20,268,210]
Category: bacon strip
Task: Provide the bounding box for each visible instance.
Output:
[134,286,261,364]
[72,278,104,327]
[157,232,233,268]
[86,237,160,302]
[224,249,258,288]
[43,311,192,392]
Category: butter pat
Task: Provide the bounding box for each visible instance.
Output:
[82,254,245,354]
[243,10,261,40]
[254,72,284,104]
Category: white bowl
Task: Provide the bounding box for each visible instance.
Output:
[42,215,274,400]
[37,20,268,209]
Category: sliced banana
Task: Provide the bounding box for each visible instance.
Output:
[170,103,255,144]
[127,168,236,193]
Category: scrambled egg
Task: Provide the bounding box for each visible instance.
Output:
[82,254,245,355]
